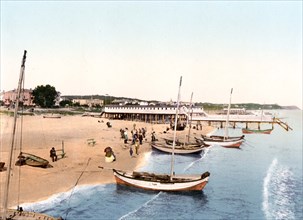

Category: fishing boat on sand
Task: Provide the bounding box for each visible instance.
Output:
[15,152,51,168]
[100,76,210,191]
[0,51,60,220]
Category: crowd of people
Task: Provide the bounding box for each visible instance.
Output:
[119,124,148,157]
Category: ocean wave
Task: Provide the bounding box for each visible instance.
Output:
[263,158,296,220]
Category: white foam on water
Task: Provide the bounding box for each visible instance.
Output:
[183,146,212,172]
[262,158,296,220]
[20,184,103,211]
[119,191,162,220]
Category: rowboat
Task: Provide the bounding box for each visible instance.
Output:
[242,128,273,134]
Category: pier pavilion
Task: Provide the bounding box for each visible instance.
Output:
[103,105,206,124]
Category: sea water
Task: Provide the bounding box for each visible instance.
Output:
[22,110,302,220]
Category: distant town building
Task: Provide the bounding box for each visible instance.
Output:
[221,108,247,115]
[1,89,34,107]
[1,89,62,107]
[72,98,104,107]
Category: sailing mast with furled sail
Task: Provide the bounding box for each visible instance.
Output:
[104,76,210,191]
[198,88,245,148]
[1,50,59,220]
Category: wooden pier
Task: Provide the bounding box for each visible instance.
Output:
[191,115,293,131]
[103,105,292,131]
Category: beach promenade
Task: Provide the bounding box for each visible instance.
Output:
[0,114,213,208]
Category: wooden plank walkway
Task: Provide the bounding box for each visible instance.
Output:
[191,115,292,131]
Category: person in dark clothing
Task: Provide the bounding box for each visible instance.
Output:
[50,147,57,162]
[138,132,143,145]
[129,146,133,157]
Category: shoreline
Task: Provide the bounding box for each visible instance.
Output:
[0,114,214,208]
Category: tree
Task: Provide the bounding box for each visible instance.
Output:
[32,85,58,108]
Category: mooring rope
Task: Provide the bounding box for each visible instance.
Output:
[64,157,91,220]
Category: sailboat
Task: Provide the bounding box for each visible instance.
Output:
[0,51,59,220]
[103,77,210,191]
[198,88,244,148]
[151,92,208,154]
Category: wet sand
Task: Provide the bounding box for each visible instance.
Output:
[0,113,213,207]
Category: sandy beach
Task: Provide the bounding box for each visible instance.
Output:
[0,113,214,208]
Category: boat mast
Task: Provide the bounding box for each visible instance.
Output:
[187,92,193,144]
[224,88,233,140]
[2,50,27,218]
[170,76,182,180]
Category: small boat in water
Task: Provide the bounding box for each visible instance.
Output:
[201,134,245,142]
[242,128,273,134]
[199,89,245,148]
[113,169,210,191]
[199,138,243,148]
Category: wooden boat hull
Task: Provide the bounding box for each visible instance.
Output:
[113,169,210,191]
[16,152,50,168]
[242,128,273,134]
[164,138,209,147]
[151,142,204,154]
[202,134,244,141]
[201,139,243,148]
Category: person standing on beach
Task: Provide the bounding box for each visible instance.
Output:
[138,130,143,145]
[135,138,140,155]
[124,129,128,144]
[129,146,133,157]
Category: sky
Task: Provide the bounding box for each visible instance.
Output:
[1,1,302,108]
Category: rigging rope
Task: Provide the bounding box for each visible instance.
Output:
[64,157,91,220]
[17,78,26,209]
